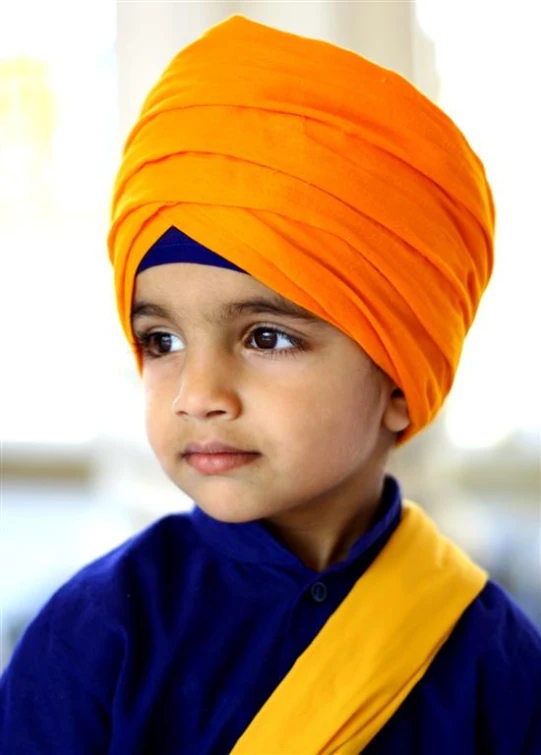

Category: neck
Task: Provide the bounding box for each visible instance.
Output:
[263,471,387,572]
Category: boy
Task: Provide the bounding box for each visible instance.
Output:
[1,14,540,754]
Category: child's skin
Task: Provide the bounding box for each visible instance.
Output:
[132,262,410,572]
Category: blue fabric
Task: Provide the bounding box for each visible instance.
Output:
[1,475,540,754]
[135,226,248,276]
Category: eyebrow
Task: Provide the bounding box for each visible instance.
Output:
[130,295,323,328]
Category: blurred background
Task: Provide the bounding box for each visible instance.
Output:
[1,0,540,670]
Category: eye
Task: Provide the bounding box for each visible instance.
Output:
[245,326,306,357]
[136,331,183,358]
[133,325,308,361]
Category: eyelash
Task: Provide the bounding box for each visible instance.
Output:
[132,325,308,361]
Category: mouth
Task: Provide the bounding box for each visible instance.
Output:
[183,441,256,455]
[184,451,260,475]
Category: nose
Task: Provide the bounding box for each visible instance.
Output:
[170,350,241,421]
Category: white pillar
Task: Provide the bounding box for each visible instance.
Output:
[116,2,231,144]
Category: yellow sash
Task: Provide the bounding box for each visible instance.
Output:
[231,500,488,754]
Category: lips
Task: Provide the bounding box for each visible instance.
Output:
[183,441,256,456]
[182,441,259,474]
[181,439,260,475]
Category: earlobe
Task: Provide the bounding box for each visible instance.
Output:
[383,388,411,434]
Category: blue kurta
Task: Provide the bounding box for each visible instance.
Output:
[1,476,540,754]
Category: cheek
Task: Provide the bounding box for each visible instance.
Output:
[143,380,174,456]
[271,372,381,462]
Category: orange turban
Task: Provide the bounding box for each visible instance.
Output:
[108,14,495,445]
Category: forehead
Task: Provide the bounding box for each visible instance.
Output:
[131,262,322,326]
[134,261,266,301]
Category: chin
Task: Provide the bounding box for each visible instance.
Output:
[195,497,270,524]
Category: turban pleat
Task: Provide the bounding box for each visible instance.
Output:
[108,14,495,443]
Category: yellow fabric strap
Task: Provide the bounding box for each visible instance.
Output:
[231,500,488,754]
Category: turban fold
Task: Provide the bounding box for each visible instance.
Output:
[108,14,495,444]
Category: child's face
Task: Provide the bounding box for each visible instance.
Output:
[132,263,404,523]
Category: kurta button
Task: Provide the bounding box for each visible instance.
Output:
[310,581,328,603]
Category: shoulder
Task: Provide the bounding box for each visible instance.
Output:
[0,511,202,752]
[450,578,541,695]
[466,579,541,664]
[39,510,199,624]
[4,511,200,685]
[476,578,541,672]
[461,579,541,752]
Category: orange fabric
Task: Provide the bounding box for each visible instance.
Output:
[108,14,495,444]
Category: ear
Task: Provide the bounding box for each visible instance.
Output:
[383,386,410,434]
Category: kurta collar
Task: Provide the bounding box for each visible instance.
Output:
[190,475,402,577]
